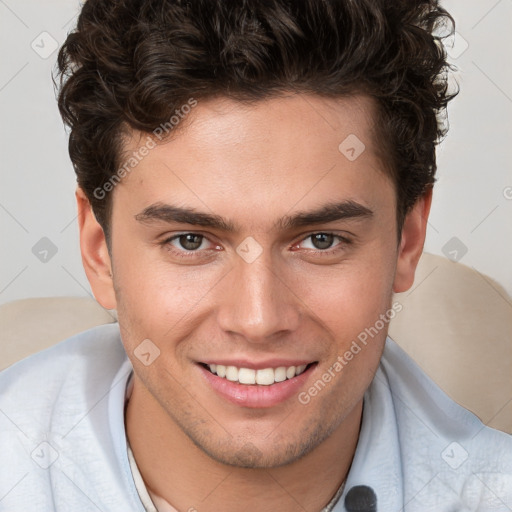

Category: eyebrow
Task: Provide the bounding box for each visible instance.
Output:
[134,200,373,232]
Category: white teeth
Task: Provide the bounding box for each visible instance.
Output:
[226,366,238,382]
[238,368,256,385]
[207,363,310,385]
[256,368,275,386]
[296,364,307,376]
[274,367,287,382]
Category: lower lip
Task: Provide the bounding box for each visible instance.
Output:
[198,364,316,408]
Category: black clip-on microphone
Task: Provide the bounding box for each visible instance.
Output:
[344,485,377,512]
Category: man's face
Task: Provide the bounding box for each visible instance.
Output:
[108,94,399,467]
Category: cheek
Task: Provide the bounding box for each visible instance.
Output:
[300,255,396,340]
[112,244,226,361]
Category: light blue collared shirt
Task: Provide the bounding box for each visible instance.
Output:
[0,323,510,511]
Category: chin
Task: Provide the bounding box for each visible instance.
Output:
[186,414,337,469]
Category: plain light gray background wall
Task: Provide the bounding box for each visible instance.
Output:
[1,0,511,305]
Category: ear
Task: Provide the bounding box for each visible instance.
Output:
[76,187,117,310]
[393,188,433,293]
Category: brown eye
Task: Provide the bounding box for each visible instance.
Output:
[160,232,222,262]
[175,234,204,251]
[310,233,335,250]
[295,232,352,256]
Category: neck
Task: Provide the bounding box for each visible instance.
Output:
[125,376,362,512]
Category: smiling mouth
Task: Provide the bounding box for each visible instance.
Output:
[200,362,317,385]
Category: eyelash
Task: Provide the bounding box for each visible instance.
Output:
[160,232,352,259]
[160,233,217,260]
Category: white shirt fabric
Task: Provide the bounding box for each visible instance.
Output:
[0,323,510,511]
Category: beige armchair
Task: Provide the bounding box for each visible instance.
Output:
[1,253,511,433]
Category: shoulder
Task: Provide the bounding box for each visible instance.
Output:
[378,336,506,439]
[377,336,512,509]
[0,323,126,398]
[0,323,128,436]
[0,323,128,438]
[0,324,142,511]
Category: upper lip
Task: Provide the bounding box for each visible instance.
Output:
[200,359,315,370]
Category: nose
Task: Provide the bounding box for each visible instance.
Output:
[216,251,301,344]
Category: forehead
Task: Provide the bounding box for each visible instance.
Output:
[175,93,374,148]
[114,94,393,230]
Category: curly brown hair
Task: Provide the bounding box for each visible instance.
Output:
[55,0,457,242]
